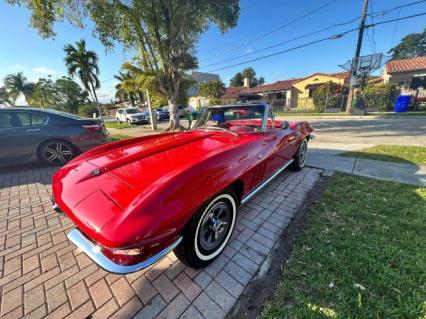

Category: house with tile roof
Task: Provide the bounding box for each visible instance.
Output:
[383,56,426,92]
[221,71,349,110]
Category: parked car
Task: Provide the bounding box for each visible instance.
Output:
[167,105,186,118]
[115,108,148,124]
[156,108,170,121]
[52,103,313,273]
[0,108,107,166]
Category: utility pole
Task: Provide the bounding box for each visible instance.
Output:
[346,0,369,114]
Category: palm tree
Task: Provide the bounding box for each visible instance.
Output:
[114,71,136,106]
[4,72,34,106]
[0,87,13,106]
[64,39,102,116]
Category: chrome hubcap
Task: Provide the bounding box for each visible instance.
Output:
[42,142,73,164]
[299,141,307,165]
[199,202,231,251]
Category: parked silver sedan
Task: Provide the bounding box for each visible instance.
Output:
[0,108,107,166]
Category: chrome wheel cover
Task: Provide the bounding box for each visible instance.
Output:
[198,201,231,251]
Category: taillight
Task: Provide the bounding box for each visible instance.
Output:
[82,124,101,132]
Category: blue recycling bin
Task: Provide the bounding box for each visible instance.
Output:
[394,95,411,112]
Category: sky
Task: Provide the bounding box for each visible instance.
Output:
[0,0,425,103]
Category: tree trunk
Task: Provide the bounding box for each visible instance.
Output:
[165,93,184,131]
[24,93,31,107]
[138,91,144,104]
[146,90,157,130]
[89,80,103,120]
[129,93,135,106]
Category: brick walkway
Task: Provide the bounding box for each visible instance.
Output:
[0,165,321,319]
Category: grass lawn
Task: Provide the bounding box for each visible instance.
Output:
[108,133,133,142]
[342,145,426,166]
[104,122,134,129]
[261,173,426,318]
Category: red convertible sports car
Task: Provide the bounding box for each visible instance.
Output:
[52,103,313,273]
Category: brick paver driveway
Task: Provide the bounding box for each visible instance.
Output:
[0,165,321,319]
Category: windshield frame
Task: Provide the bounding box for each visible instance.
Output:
[192,104,270,133]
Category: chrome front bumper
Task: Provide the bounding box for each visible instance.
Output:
[67,228,182,274]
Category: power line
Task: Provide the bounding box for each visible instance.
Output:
[365,11,426,28]
[201,0,426,69]
[206,29,358,73]
[202,16,360,68]
[200,0,338,62]
[204,12,426,73]
[390,8,402,49]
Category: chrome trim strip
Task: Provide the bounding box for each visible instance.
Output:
[67,229,182,274]
[241,159,294,204]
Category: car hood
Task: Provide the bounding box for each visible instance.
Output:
[53,130,242,244]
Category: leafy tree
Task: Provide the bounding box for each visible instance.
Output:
[0,87,13,106]
[3,72,34,105]
[30,77,89,114]
[54,77,90,114]
[230,72,243,87]
[64,40,102,116]
[30,78,57,108]
[388,28,426,59]
[114,71,136,106]
[9,0,240,130]
[230,67,264,87]
[199,80,225,99]
[121,60,192,108]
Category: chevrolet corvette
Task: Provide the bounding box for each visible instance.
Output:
[52,103,313,273]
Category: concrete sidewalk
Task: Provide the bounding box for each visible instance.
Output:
[306,152,426,187]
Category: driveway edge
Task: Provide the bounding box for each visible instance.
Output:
[227,173,330,319]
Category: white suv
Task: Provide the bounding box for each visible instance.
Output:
[116,108,149,124]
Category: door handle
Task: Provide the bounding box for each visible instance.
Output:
[26,129,40,132]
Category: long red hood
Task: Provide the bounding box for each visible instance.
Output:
[52,130,253,245]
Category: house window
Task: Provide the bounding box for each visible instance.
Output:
[308,88,316,98]
[276,92,283,99]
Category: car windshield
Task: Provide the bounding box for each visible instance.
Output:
[126,108,141,114]
[193,104,266,133]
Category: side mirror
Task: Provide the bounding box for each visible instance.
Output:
[281,120,290,129]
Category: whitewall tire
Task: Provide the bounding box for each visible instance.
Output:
[174,191,237,268]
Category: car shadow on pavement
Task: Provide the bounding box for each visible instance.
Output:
[0,161,59,188]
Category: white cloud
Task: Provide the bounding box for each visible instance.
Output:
[245,48,254,54]
[10,64,26,70]
[32,67,56,75]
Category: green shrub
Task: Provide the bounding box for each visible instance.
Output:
[78,103,99,118]
[312,81,348,112]
[363,83,397,111]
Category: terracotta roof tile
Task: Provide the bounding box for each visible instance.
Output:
[386,56,426,73]
[221,71,350,99]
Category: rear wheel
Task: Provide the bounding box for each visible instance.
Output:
[174,191,237,268]
[290,138,308,171]
[37,140,76,166]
